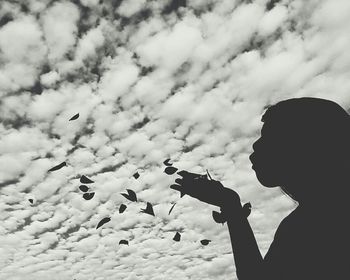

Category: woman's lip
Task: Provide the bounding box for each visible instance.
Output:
[249,157,255,166]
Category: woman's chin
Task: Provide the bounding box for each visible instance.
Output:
[254,170,280,188]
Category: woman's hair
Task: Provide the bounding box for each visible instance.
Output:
[262,97,350,157]
[262,97,350,201]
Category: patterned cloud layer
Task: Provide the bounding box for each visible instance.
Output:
[1,0,350,279]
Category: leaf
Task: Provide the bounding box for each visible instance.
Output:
[163,159,173,166]
[121,189,137,202]
[119,204,127,213]
[206,169,213,180]
[170,184,186,198]
[69,113,79,121]
[212,210,226,224]
[173,232,181,242]
[80,175,94,184]
[83,192,95,200]
[200,239,211,246]
[168,203,176,215]
[79,185,89,192]
[96,217,111,229]
[121,193,130,201]
[126,189,137,201]
[164,166,178,175]
[48,162,67,172]
[119,240,129,245]
[140,202,155,216]
[242,202,252,217]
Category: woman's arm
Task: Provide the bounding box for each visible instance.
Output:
[221,201,265,280]
[171,171,268,279]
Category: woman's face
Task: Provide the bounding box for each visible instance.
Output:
[249,99,350,202]
[249,122,288,188]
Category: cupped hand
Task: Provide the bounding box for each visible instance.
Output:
[170,170,241,208]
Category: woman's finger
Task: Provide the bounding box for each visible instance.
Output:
[170,184,182,191]
[176,170,188,177]
[170,184,187,198]
[175,178,183,185]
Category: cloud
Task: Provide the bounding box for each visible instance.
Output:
[258,5,288,37]
[40,71,60,87]
[136,19,203,72]
[75,26,105,63]
[98,55,140,102]
[41,2,80,63]
[0,16,47,93]
[118,0,148,18]
[1,0,350,279]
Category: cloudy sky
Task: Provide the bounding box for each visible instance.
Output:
[1,0,350,279]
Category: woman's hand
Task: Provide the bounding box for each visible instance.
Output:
[170,170,241,209]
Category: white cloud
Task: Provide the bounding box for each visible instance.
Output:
[40,71,60,87]
[0,153,32,182]
[27,89,66,121]
[80,0,100,7]
[194,3,265,64]
[75,26,105,62]
[0,16,45,64]
[133,72,174,106]
[0,16,47,93]
[41,2,80,62]
[1,0,350,279]
[136,20,203,71]
[118,0,147,18]
[98,55,139,102]
[258,5,288,37]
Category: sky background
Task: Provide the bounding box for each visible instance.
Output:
[1,0,350,279]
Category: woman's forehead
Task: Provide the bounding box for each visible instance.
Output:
[260,121,283,136]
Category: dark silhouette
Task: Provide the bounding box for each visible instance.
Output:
[140,202,155,216]
[164,166,178,175]
[212,209,227,224]
[173,232,181,242]
[119,240,129,245]
[79,185,89,192]
[69,113,79,121]
[83,192,95,200]
[171,98,350,279]
[200,239,211,246]
[119,204,127,213]
[241,202,252,217]
[168,203,176,215]
[120,189,137,202]
[96,217,111,229]
[133,172,140,179]
[163,158,173,166]
[48,161,67,172]
[80,175,94,184]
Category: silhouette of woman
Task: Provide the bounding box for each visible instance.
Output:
[172,97,350,280]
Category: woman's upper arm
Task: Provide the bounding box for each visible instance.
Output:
[262,214,294,279]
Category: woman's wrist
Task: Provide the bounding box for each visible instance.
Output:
[220,188,244,216]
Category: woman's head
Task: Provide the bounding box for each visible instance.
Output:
[249,97,350,202]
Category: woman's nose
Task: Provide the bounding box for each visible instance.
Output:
[252,138,262,151]
[249,152,255,163]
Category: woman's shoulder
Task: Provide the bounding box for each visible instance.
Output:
[275,206,301,233]
[271,204,348,250]
[264,205,350,279]
[265,207,305,255]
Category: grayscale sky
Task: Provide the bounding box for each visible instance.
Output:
[1,0,350,279]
